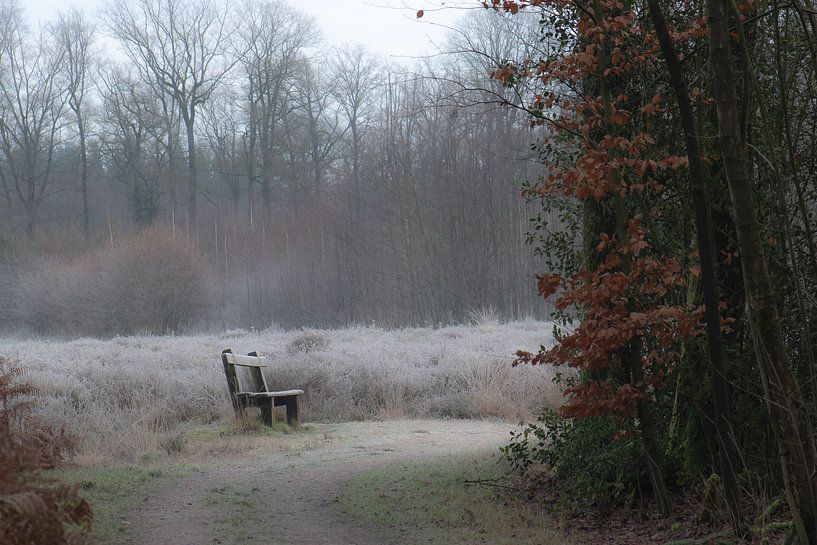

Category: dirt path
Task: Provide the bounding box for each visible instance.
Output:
[129,419,511,545]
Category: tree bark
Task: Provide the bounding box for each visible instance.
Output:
[184,113,197,230]
[706,0,817,541]
[646,0,744,534]
[77,113,89,239]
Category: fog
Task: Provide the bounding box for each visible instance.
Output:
[0,0,559,336]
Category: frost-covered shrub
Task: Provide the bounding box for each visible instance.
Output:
[466,306,500,326]
[287,332,329,353]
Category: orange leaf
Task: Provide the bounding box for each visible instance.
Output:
[536,273,561,299]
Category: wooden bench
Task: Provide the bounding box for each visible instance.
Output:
[221,348,304,426]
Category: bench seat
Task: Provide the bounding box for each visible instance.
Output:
[237,389,304,398]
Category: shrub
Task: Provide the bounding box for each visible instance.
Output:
[112,229,211,334]
[287,332,329,353]
[15,228,211,336]
[466,306,500,326]
[501,408,646,507]
[0,357,92,544]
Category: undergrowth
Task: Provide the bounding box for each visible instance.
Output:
[501,408,646,508]
[0,357,93,544]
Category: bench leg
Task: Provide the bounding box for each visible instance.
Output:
[284,397,299,427]
[260,405,274,426]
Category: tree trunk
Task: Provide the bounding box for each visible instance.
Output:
[584,0,672,516]
[707,0,817,541]
[646,0,744,534]
[184,113,197,229]
[350,118,362,218]
[261,148,272,216]
[613,195,672,518]
[247,100,257,229]
[25,206,36,242]
[77,112,89,239]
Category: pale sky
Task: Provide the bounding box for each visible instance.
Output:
[22,0,472,60]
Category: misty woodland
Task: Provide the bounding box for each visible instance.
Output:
[0,0,548,334]
[3,0,817,544]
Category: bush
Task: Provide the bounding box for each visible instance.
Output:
[0,357,92,544]
[287,332,329,353]
[502,408,647,507]
[466,306,500,326]
[15,228,211,336]
[113,230,211,334]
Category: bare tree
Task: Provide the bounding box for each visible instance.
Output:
[331,45,382,217]
[0,0,546,330]
[104,0,240,230]
[98,64,168,228]
[0,7,67,239]
[0,0,19,70]
[237,0,318,215]
[200,87,245,207]
[295,63,341,191]
[54,8,94,239]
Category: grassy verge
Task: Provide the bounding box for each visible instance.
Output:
[338,451,574,545]
[50,463,196,545]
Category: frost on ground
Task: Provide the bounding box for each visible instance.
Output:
[0,321,560,462]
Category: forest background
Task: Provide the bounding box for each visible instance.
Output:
[3,0,817,543]
[0,0,553,335]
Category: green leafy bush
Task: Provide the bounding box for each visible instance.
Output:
[502,408,647,507]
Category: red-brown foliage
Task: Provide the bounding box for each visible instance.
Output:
[495,0,710,421]
[515,218,703,418]
[0,357,92,544]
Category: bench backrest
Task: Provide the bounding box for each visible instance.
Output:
[221,349,270,406]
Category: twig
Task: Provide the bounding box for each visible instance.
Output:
[461,478,517,490]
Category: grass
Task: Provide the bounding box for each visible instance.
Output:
[338,451,575,545]
[205,481,277,545]
[184,420,312,441]
[6,320,561,462]
[50,463,195,545]
[205,481,258,541]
